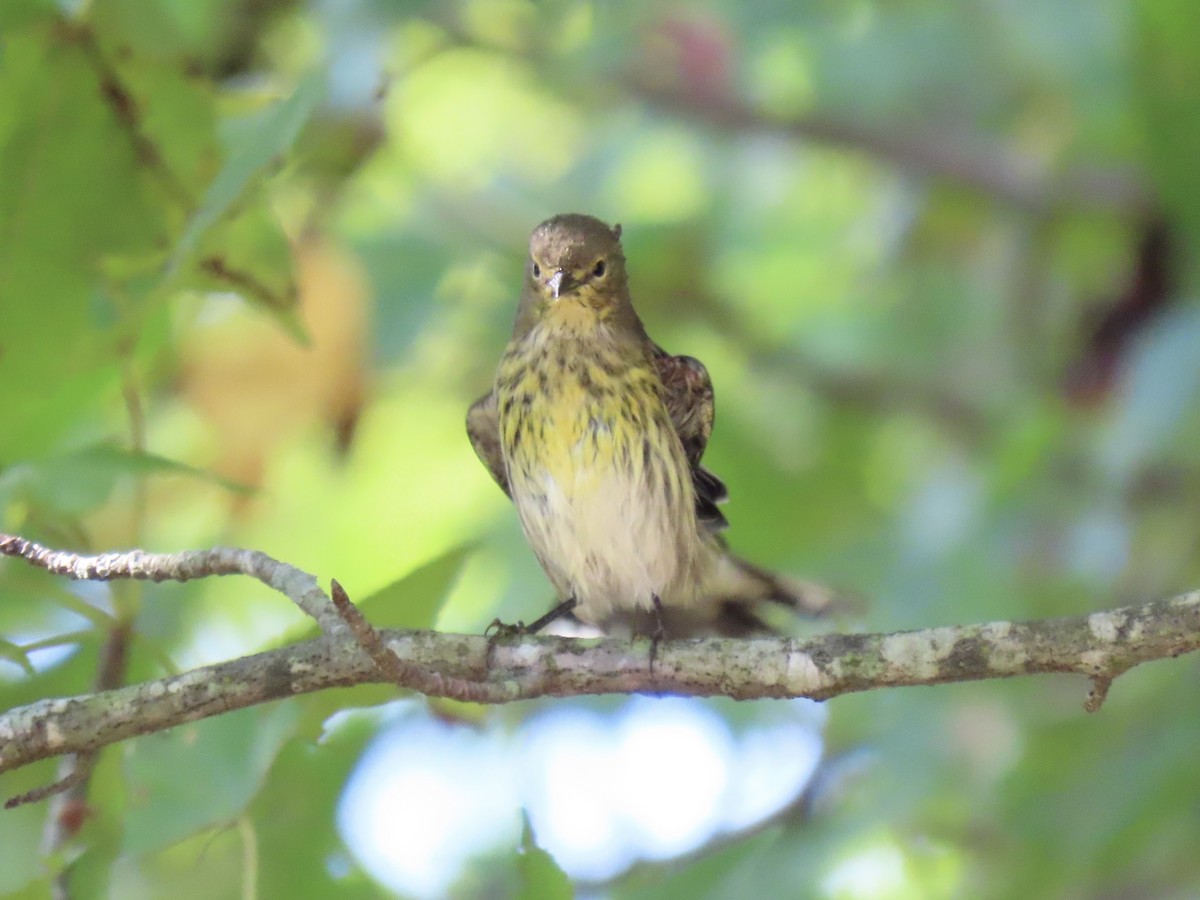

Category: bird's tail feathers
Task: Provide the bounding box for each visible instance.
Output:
[710,552,838,619]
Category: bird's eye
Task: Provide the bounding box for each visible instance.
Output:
[592,259,606,278]
[532,262,541,278]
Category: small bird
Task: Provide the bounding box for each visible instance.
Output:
[467,214,831,639]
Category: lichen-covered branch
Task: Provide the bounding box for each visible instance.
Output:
[0,534,346,636]
[2,591,1198,780]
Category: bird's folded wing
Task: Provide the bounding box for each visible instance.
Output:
[651,347,730,531]
[466,391,510,496]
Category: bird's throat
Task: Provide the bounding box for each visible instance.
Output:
[540,296,609,334]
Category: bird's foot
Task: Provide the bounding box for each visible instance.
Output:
[648,594,666,675]
[485,597,578,640]
[485,618,528,639]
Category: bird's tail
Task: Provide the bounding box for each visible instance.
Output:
[707,550,839,636]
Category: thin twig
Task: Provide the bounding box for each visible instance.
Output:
[329,578,409,684]
[328,578,514,703]
[5,768,90,810]
[0,534,346,635]
[1085,674,1115,713]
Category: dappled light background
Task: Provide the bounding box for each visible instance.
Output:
[2,0,1200,896]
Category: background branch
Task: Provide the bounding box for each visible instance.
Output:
[1,533,1197,785]
[628,79,1153,217]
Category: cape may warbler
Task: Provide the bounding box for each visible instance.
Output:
[468,214,830,638]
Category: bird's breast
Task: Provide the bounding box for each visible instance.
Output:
[500,337,674,479]
[493,329,703,617]
[497,327,695,508]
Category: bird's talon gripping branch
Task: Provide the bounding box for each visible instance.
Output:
[486,597,579,641]
[648,594,666,674]
[485,618,528,639]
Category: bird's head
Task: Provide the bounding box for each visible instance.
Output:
[515,214,636,333]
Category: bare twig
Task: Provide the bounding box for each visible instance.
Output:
[0,534,346,636]
[328,578,404,681]
[36,622,128,849]
[5,768,90,810]
[1085,674,1114,713]
[328,578,491,701]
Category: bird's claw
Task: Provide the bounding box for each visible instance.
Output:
[485,618,527,639]
[648,594,666,675]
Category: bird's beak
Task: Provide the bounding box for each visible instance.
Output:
[547,269,565,299]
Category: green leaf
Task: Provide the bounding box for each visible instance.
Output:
[0,23,163,457]
[193,201,304,323]
[0,638,35,676]
[79,445,255,495]
[1136,0,1200,248]
[516,813,572,900]
[0,761,60,895]
[354,232,454,363]
[122,702,300,855]
[353,543,476,631]
[178,71,323,261]
[251,720,380,898]
[0,0,54,30]
[1,444,252,518]
[90,18,221,201]
[90,0,199,60]
[0,553,114,640]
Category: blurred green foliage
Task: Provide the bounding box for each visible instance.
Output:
[2,0,1199,896]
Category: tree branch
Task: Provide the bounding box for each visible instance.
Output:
[627,78,1153,218]
[0,534,346,636]
[2,557,1197,781]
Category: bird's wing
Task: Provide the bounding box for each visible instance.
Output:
[651,347,730,531]
[466,391,510,496]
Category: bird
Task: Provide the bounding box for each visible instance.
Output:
[466,213,832,640]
